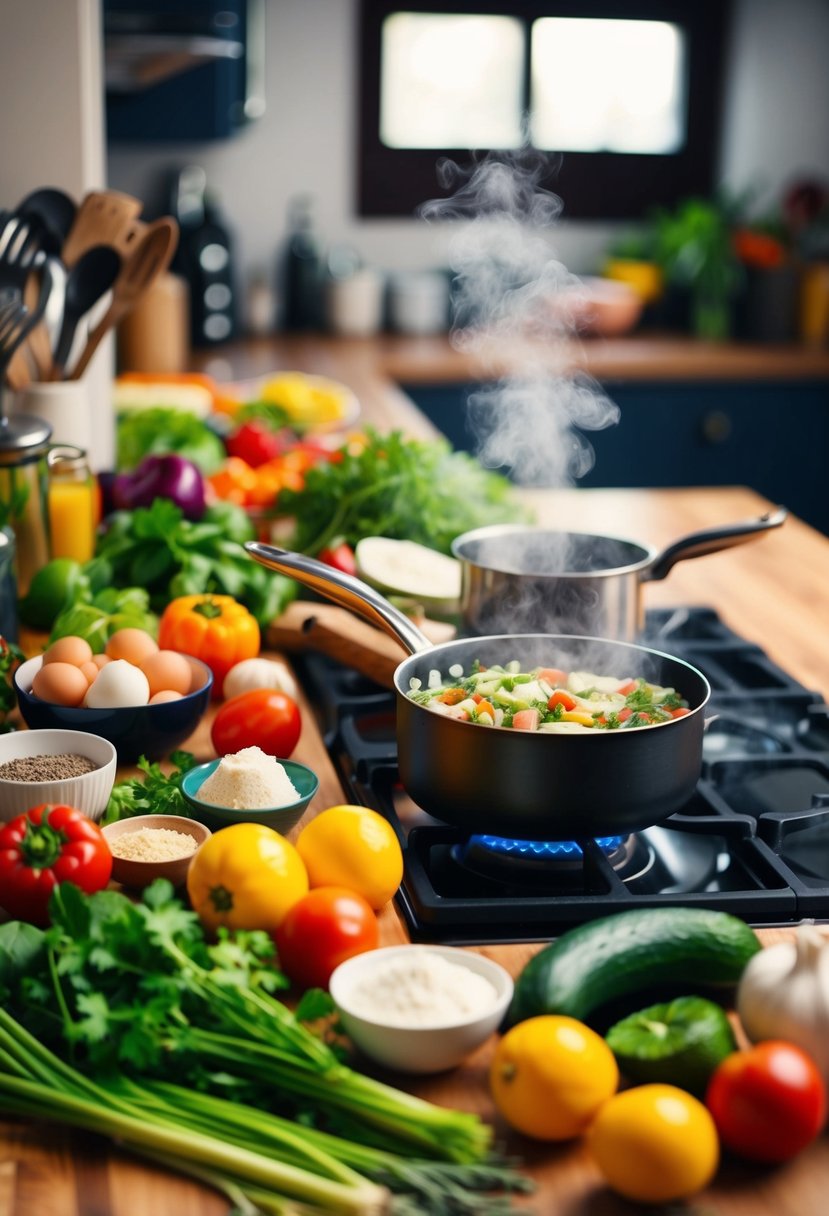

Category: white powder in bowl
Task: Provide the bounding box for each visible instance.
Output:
[199,746,300,810]
[345,951,498,1027]
[111,827,197,862]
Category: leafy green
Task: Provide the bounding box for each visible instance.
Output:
[49,585,158,651]
[280,428,531,556]
[117,408,226,474]
[0,636,23,727]
[95,499,297,627]
[102,751,198,824]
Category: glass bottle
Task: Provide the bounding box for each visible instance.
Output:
[280,195,323,331]
[47,445,96,563]
[0,414,52,597]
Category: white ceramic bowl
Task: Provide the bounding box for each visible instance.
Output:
[0,728,117,823]
[329,945,514,1074]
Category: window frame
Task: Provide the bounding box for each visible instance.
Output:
[357,0,733,220]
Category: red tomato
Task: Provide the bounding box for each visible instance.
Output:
[706,1041,827,1163]
[318,543,357,576]
[274,886,379,990]
[0,804,113,926]
[512,708,540,730]
[211,689,302,758]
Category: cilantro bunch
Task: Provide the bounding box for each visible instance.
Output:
[0,883,529,1214]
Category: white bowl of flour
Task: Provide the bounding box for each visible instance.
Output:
[329,944,513,1074]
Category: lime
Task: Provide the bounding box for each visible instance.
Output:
[18,558,86,631]
[605,995,737,1096]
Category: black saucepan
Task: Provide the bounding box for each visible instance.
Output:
[246,542,712,841]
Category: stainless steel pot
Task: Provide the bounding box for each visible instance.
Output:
[451,508,787,640]
[246,542,712,840]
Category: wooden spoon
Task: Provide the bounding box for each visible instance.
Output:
[70,217,179,380]
[61,190,144,268]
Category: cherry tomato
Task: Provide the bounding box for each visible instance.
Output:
[274,886,379,989]
[318,543,357,576]
[706,1041,827,1162]
[211,688,302,758]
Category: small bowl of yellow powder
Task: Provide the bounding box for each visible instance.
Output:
[101,814,212,890]
[180,748,320,833]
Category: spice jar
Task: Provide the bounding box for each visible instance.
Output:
[0,414,52,597]
[47,445,97,563]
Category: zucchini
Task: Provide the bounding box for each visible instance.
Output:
[504,907,761,1030]
[355,537,461,614]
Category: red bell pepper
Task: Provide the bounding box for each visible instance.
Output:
[0,804,113,926]
[225,420,284,468]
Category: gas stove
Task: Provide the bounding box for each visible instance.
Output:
[296,608,829,944]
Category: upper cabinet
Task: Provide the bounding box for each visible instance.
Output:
[104,0,265,142]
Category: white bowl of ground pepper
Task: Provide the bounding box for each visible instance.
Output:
[0,728,117,823]
[101,814,211,890]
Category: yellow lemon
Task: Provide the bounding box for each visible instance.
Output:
[587,1083,719,1203]
[490,1015,618,1140]
[296,804,404,910]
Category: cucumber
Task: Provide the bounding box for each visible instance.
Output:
[504,907,761,1030]
[355,537,462,614]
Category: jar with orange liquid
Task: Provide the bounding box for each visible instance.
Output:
[47,446,97,563]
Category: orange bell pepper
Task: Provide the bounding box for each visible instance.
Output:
[158,594,260,698]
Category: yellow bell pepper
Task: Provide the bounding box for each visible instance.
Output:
[186,823,308,935]
[561,711,598,727]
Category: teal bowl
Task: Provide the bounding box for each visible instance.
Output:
[181,758,319,834]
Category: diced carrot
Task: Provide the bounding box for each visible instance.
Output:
[438,688,467,705]
[475,701,495,719]
[617,679,637,696]
[538,668,568,686]
[548,690,577,712]
[670,707,691,718]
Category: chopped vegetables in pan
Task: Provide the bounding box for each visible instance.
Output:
[408,660,690,732]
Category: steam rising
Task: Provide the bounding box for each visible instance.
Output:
[421,154,620,487]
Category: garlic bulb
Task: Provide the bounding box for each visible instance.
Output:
[736,925,829,1078]
[222,657,298,701]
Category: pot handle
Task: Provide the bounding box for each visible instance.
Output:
[642,506,787,583]
[245,542,434,656]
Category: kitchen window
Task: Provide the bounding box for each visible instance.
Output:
[358,0,732,219]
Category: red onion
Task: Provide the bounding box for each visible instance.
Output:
[112,454,207,520]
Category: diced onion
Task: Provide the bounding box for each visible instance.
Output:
[409,677,422,691]
[448,663,463,678]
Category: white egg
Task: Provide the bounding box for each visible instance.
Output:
[84,659,151,708]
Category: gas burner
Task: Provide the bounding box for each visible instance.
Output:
[452,833,631,881]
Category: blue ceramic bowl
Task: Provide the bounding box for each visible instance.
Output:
[14,655,213,764]
[181,757,319,833]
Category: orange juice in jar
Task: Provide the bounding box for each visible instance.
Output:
[47,446,96,563]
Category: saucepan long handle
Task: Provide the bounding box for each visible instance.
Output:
[643,506,787,583]
[245,542,434,656]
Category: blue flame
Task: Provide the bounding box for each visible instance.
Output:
[467,834,624,859]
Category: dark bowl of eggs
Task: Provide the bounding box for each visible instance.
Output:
[14,630,213,763]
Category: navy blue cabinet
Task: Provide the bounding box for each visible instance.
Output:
[399,379,829,535]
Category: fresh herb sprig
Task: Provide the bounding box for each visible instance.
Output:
[102,751,198,824]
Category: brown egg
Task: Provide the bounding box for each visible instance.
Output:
[42,636,93,667]
[106,628,159,665]
[139,649,194,698]
[32,661,89,707]
[92,654,111,670]
[79,661,100,686]
[148,690,184,704]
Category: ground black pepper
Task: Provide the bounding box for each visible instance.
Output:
[0,753,98,782]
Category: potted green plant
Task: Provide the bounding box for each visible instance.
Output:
[653,195,745,340]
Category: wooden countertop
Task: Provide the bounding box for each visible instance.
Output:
[4,343,829,1214]
[193,331,829,388]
